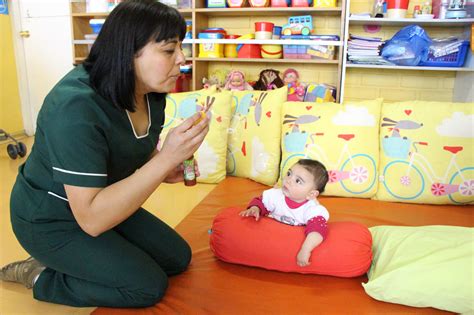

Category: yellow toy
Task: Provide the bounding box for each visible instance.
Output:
[313,0,336,7]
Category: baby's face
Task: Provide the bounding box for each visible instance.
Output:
[282,164,317,203]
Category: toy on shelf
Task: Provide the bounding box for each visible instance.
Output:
[313,0,336,7]
[198,33,225,58]
[249,0,270,6]
[283,68,305,101]
[207,0,227,8]
[255,22,274,40]
[303,83,336,103]
[261,44,283,58]
[253,69,285,91]
[282,15,313,36]
[227,0,247,7]
[291,0,310,7]
[236,34,262,58]
[224,34,240,58]
[202,69,228,90]
[224,70,254,91]
[271,0,290,6]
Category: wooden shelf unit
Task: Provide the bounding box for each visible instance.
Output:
[70,0,348,101]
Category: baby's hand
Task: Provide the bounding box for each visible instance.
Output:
[239,207,261,221]
[297,248,311,267]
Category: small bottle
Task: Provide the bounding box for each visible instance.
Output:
[414,5,421,17]
[422,1,432,14]
[183,156,197,186]
[439,0,449,19]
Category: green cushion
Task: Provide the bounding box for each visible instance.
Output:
[362,225,473,314]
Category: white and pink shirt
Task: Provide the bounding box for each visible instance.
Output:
[248,188,329,238]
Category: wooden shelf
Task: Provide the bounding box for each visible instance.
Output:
[70,1,348,100]
[193,39,342,46]
[194,7,342,16]
[196,57,339,64]
[348,17,474,26]
[346,63,474,72]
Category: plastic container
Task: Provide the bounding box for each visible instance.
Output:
[419,41,470,67]
[224,35,240,58]
[255,22,274,40]
[387,0,409,18]
[198,32,224,58]
[89,19,105,34]
[272,26,282,39]
[261,44,283,58]
[249,0,270,7]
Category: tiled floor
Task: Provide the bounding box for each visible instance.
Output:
[0,136,215,314]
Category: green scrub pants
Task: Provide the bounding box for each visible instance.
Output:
[11,208,191,307]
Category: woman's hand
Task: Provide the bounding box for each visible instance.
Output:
[163,159,201,183]
[158,112,210,169]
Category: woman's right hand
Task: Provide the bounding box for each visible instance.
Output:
[158,112,210,167]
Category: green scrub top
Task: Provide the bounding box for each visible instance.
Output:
[11,65,166,223]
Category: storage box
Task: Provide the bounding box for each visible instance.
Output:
[282,35,338,59]
[198,33,224,58]
[419,41,469,67]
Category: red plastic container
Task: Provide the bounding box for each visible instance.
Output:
[387,0,409,9]
[237,44,262,58]
[255,22,274,32]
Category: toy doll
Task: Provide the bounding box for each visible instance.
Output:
[202,69,228,91]
[283,68,305,101]
[253,69,285,91]
[224,70,253,91]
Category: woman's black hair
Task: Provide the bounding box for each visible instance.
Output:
[83,0,186,112]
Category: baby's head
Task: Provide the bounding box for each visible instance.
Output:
[282,159,329,203]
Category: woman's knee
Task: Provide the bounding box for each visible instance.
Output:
[172,241,192,275]
[123,268,169,307]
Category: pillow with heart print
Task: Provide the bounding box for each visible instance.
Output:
[227,86,287,186]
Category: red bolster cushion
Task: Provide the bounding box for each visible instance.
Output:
[209,207,373,277]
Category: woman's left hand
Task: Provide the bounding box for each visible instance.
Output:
[164,159,201,183]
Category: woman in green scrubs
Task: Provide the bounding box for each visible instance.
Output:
[0,0,209,308]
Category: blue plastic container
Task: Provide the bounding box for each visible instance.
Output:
[420,41,470,67]
[89,19,105,34]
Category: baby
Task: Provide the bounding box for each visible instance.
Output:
[239,159,329,267]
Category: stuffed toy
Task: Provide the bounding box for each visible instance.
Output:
[253,69,285,91]
[224,70,253,91]
[202,69,228,91]
[283,68,305,102]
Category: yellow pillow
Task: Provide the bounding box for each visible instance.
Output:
[227,86,287,185]
[161,89,232,183]
[280,99,382,198]
[376,101,473,205]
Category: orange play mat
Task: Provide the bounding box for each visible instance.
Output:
[93,177,473,314]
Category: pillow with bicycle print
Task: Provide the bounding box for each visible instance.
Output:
[160,89,232,184]
[227,86,287,186]
[280,99,382,198]
[376,101,473,205]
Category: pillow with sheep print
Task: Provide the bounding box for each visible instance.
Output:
[279,99,383,198]
[363,225,473,314]
[227,86,287,186]
[375,101,474,205]
[160,89,232,184]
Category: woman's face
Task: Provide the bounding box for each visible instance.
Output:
[134,37,185,95]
